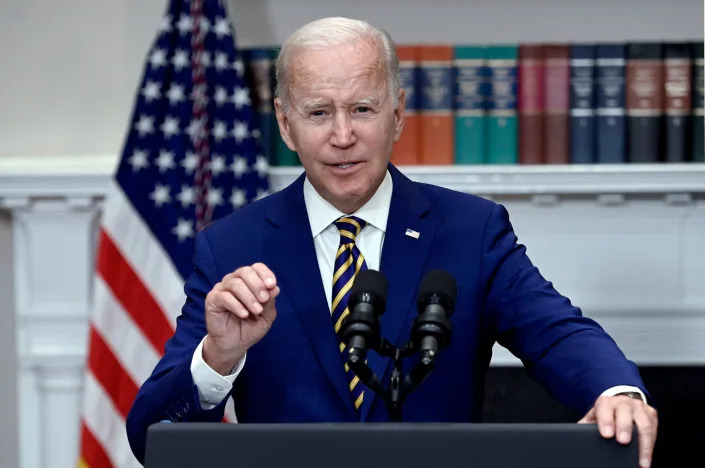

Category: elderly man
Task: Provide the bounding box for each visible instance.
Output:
[126,17,657,467]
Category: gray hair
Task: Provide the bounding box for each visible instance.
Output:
[274,17,400,114]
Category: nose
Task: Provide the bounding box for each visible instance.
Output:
[330,112,356,149]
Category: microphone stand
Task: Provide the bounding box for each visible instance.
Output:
[347,339,436,422]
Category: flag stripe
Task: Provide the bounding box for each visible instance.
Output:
[88,326,139,420]
[102,180,184,327]
[97,228,174,354]
[79,423,114,468]
[92,276,161,385]
[83,373,142,468]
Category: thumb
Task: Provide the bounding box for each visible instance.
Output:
[578,407,597,424]
[261,286,280,320]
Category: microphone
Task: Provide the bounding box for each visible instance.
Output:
[411,270,457,365]
[340,269,388,363]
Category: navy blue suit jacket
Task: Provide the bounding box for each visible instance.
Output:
[126,164,646,463]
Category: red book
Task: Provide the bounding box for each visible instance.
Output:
[391,45,420,165]
[543,44,571,164]
[418,45,454,165]
[519,44,545,164]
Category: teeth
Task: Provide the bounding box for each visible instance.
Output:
[337,164,353,169]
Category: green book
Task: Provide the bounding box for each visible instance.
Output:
[486,45,518,164]
[454,46,486,164]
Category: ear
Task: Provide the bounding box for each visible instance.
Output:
[393,88,406,142]
[274,98,297,151]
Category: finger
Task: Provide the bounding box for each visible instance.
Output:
[614,401,635,444]
[251,262,277,289]
[236,266,271,304]
[223,276,264,315]
[261,286,280,322]
[211,290,250,319]
[594,397,616,439]
[634,406,658,468]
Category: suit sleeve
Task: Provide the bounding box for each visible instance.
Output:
[126,231,231,464]
[480,203,648,414]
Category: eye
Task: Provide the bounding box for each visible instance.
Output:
[355,106,370,113]
[310,110,325,117]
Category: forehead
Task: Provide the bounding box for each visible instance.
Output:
[287,40,386,96]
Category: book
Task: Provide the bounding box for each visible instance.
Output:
[418,45,454,164]
[570,44,597,164]
[486,45,518,164]
[454,45,487,164]
[391,45,420,165]
[596,44,627,163]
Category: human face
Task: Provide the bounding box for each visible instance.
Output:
[274,39,405,214]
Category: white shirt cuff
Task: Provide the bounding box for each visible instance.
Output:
[601,385,647,404]
[190,336,246,409]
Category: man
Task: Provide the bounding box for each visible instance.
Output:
[126,17,657,467]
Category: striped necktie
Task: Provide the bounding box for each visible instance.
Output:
[331,216,368,416]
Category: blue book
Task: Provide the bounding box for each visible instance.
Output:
[595,44,627,163]
[570,44,596,163]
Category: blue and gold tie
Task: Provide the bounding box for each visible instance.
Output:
[331,216,368,415]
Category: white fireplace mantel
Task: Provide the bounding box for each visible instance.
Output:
[1,155,704,468]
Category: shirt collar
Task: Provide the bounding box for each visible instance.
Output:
[303,170,393,238]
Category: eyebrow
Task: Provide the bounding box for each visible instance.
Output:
[300,98,329,112]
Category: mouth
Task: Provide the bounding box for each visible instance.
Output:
[328,161,361,171]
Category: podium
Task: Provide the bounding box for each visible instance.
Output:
[144,422,638,468]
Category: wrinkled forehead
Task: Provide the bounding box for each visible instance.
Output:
[287,39,387,90]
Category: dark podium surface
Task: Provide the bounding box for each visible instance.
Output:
[145,422,638,468]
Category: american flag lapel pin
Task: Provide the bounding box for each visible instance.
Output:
[405,228,420,239]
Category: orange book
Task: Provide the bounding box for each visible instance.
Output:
[418,45,454,164]
[391,45,420,165]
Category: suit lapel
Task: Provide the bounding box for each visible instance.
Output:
[361,165,436,421]
[263,175,356,419]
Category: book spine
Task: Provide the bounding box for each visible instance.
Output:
[664,42,693,162]
[692,42,704,162]
[454,46,487,164]
[518,44,544,164]
[486,45,518,164]
[570,44,597,164]
[391,45,420,165]
[627,42,664,163]
[242,48,276,165]
[271,47,299,166]
[596,44,627,163]
[418,45,455,165]
[543,44,571,164]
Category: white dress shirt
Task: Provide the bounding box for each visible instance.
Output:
[189,169,644,410]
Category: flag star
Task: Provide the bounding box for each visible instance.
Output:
[158,16,172,34]
[191,84,208,107]
[232,121,249,142]
[172,49,190,71]
[252,129,261,140]
[213,86,229,106]
[209,155,226,175]
[160,116,180,138]
[181,151,199,174]
[199,17,211,35]
[141,80,161,102]
[176,185,196,208]
[156,149,176,172]
[149,183,171,207]
[128,149,149,171]
[232,87,251,109]
[134,115,154,136]
[231,156,248,177]
[186,118,206,141]
[207,187,224,206]
[149,48,167,68]
[176,14,193,35]
[214,52,229,71]
[200,51,212,67]
[213,17,230,38]
[232,58,244,77]
[254,155,269,177]
[211,120,228,141]
[230,189,246,208]
[254,188,270,201]
[172,218,194,241]
[166,84,185,105]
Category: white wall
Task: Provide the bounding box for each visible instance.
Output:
[0,0,702,160]
[0,211,17,468]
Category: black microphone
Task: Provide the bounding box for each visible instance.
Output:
[411,270,457,365]
[340,269,388,363]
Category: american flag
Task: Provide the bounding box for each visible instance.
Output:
[78,0,268,466]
